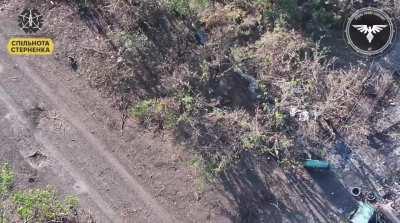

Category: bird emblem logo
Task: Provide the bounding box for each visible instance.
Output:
[352,25,388,43]
[345,7,395,56]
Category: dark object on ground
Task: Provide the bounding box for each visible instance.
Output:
[303,160,330,169]
[335,140,352,168]
[351,187,362,198]
[307,169,358,216]
[216,71,261,108]
[366,192,376,203]
[77,4,105,35]
[25,105,45,127]
[68,57,78,71]
[393,71,400,83]
[195,30,208,45]
[336,141,352,160]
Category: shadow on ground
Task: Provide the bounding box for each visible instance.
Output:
[216,152,358,223]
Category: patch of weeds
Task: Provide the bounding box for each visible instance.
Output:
[261,0,298,29]
[167,0,209,17]
[116,30,167,66]
[241,130,295,163]
[13,188,79,222]
[176,90,204,115]
[278,0,297,18]
[200,4,246,30]
[224,7,246,24]
[208,154,234,176]
[156,102,180,129]
[167,0,192,17]
[241,133,267,151]
[0,164,14,198]
[199,60,210,83]
[190,157,208,191]
[231,47,254,63]
[0,165,81,223]
[64,195,80,210]
[209,108,225,119]
[118,31,158,62]
[192,155,234,183]
[253,0,273,9]
[308,0,342,29]
[0,164,14,223]
[273,111,287,130]
[180,94,196,112]
[130,98,180,129]
[258,0,341,30]
[241,133,276,157]
[130,99,154,123]
[119,32,149,51]
[190,0,209,13]
[279,158,300,169]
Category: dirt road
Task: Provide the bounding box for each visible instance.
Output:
[0,17,179,223]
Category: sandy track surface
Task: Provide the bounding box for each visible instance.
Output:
[0,18,178,223]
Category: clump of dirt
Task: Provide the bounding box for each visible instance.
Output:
[27,151,47,168]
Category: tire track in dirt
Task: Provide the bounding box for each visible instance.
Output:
[0,81,28,126]
[0,21,177,223]
[0,82,123,223]
[6,51,176,223]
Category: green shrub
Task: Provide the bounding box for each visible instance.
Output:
[13,188,79,222]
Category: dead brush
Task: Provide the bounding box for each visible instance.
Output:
[334,69,393,145]
[230,28,393,158]
[200,4,246,31]
[317,68,366,126]
[253,30,324,80]
[89,0,399,176]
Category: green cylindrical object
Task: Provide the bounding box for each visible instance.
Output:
[350,202,375,223]
[303,160,330,169]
